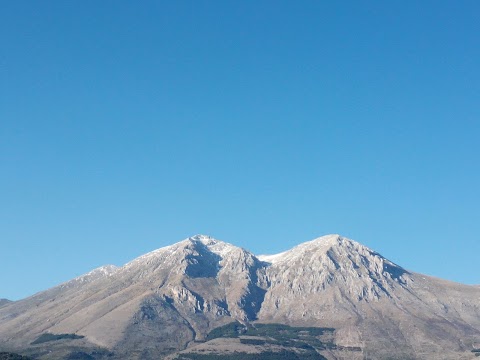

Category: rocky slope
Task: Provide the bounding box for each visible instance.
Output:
[1,234,479,360]
[258,235,480,359]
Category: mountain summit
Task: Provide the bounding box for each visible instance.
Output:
[1,234,479,360]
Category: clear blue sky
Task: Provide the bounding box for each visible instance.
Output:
[1,1,479,300]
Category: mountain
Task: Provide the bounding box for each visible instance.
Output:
[1,234,479,360]
[257,236,480,359]
[0,300,11,308]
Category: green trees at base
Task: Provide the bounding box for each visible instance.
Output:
[30,333,84,345]
[0,352,32,360]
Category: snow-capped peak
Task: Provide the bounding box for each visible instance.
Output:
[188,234,216,243]
[187,234,246,258]
[258,234,347,264]
[124,235,248,271]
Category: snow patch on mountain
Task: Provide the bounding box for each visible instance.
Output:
[257,251,289,264]
[188,234,243,258]
[60,264,119,288]
[259,234,348,263]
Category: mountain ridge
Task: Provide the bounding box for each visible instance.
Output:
[1,234,479,360]
[0,300,11,308]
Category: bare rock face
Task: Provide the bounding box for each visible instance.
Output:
[258,234,411,324]
[1,234,479,360]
